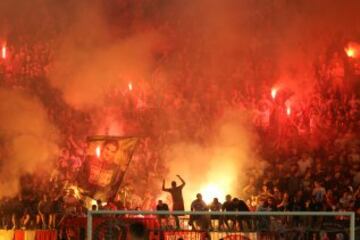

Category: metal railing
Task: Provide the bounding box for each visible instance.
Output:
[87,210,356,240]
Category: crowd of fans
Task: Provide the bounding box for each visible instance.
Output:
[0,40,358,232]
[0,1,359,238]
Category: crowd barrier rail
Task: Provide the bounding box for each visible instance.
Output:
[86,210,356,240]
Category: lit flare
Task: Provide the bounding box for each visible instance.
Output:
[286,106,291,116]
[345,42,360,59]
[96,145,101,158]
[271,88,277,100]
[345,47,355,58]
[1,44,6,59]
[201,184,225,204]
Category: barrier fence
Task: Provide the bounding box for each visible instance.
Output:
[86,211,356,240]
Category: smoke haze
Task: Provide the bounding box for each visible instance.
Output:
[0,0,360,202]
[0,89,59,197]
[164,110,263,204]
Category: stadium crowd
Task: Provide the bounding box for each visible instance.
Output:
[0,36,359,232]
[0,2,359,238]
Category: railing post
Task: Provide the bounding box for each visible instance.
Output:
[87,210,93,240]
[350,212,355,240]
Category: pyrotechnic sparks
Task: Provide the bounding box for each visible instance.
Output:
[200,184,226,204]
[96,145,101,158]
[1,44,6,60]
[271,88,277,100]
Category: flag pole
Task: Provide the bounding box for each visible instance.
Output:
[111,140,139,201]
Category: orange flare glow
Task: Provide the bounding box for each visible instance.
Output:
[200,184,225,204]
[345,47,355,58]
[1,45,6,59]
[345,42,360,59]
[128,82,133,91]
[271,88,277,99]
[96,145,101,158]
[286,106,291,116]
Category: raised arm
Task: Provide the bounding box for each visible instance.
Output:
[177,175,186,188]
[162,179,169,192]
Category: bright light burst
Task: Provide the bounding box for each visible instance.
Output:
[91,199,97,207]
[271,88,277,100]
[345,42,360,59]
[286,106,291,116]
[200,184,226,204]
[1,44,6,59]
[96,145,101,158]
[345,48,355,58]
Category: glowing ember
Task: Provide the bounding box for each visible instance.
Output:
[286,106,291,116]
[128,82,133,91]
[201,184,225,204]
[95,145,101,158]
[271,88,277,99]
[1,44,6,59]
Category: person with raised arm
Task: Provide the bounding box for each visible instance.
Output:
[162,175,186,229]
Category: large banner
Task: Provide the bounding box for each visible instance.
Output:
[78,136,138,201]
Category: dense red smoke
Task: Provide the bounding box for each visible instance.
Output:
[0,0,359,205]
